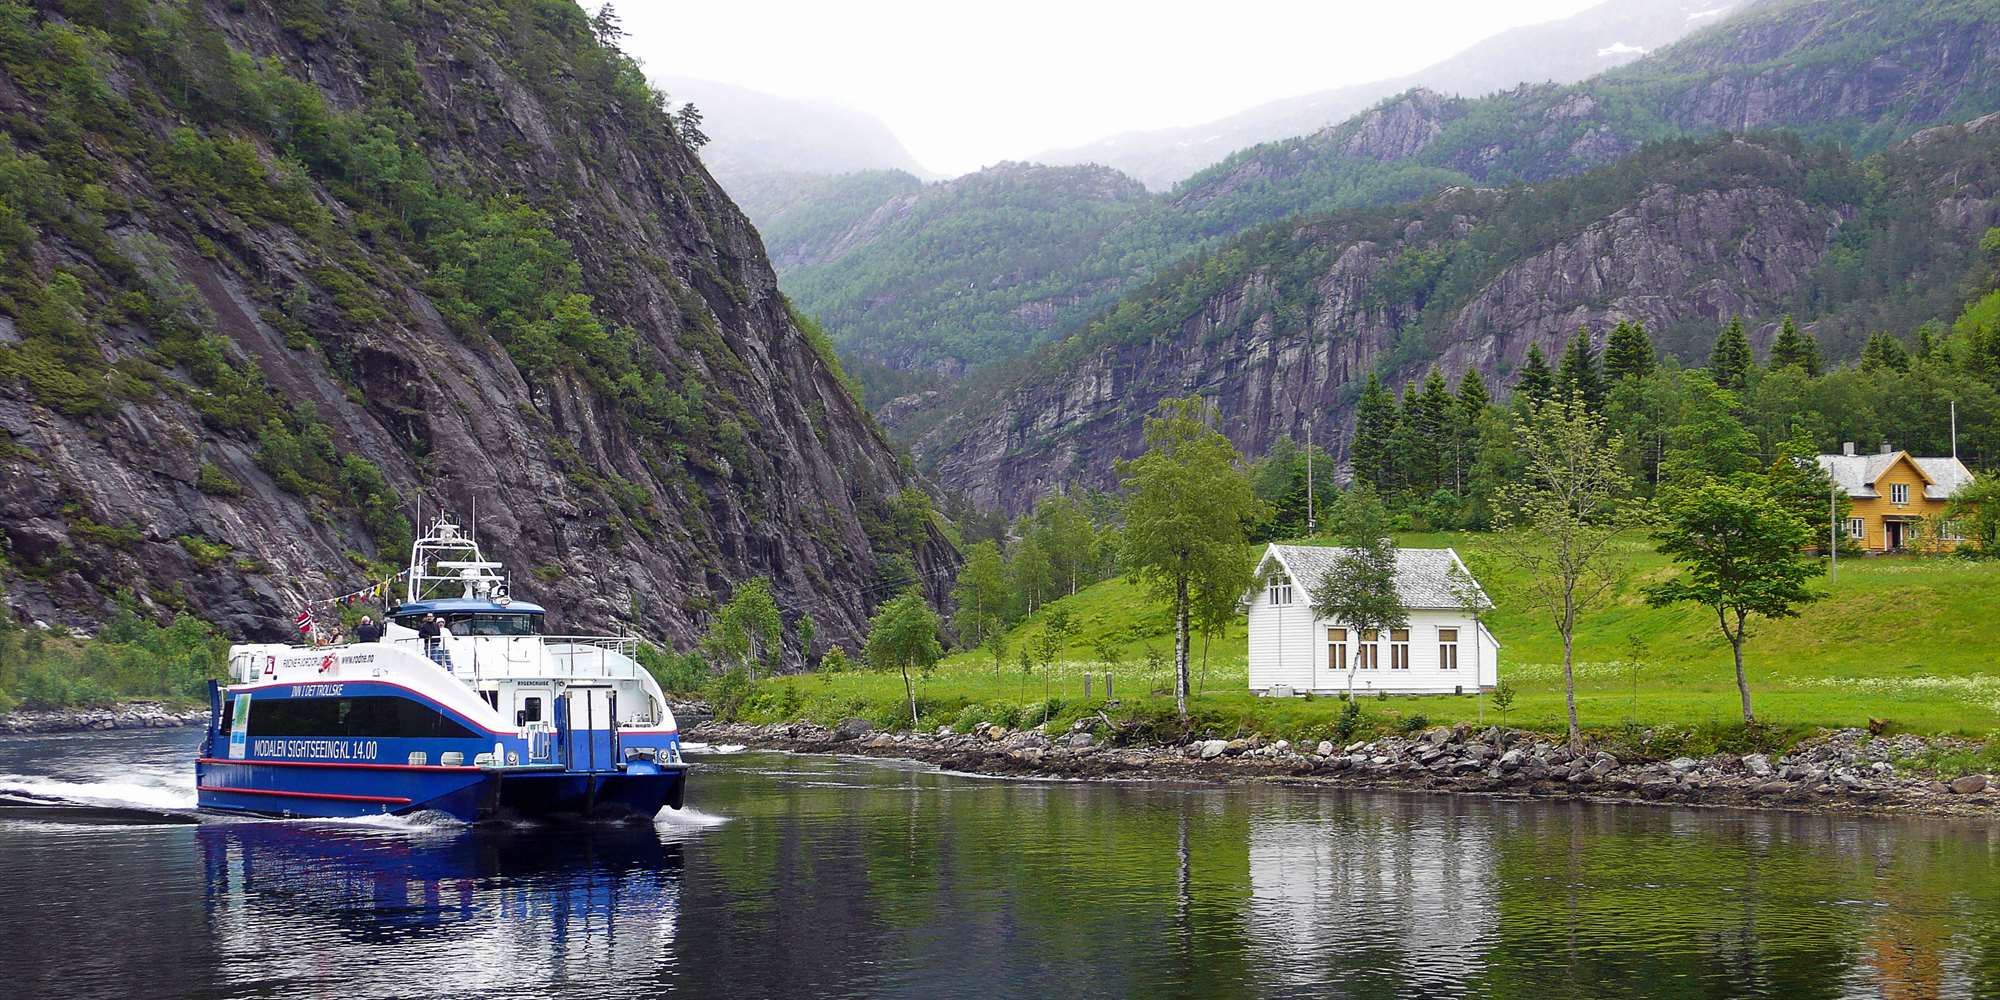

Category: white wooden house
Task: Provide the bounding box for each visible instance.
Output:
[1246,544,1499,697]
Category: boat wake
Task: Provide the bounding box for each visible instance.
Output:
[0,773,200,825]
[655,806,730,829]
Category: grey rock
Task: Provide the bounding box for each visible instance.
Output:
[1198,739,1229,760]
[1068,732,1095,749]
[833,718,874,741]
[1743,753,1774,778]
[1316,740,1334,756]
[1950,774,1989,794]
[1667,756,1699,773]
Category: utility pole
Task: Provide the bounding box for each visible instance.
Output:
[1952,399,1959,462]
[1306,422,1316,535]
[1829,477,1838,580]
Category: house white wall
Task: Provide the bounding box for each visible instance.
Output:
[1246,584,1498,696]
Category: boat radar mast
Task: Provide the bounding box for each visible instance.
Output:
[405,514,511,606]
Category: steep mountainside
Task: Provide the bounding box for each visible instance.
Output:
[1033,0,1738,190]
[776,162,1151,375]
[785,0,2000,391]
[0,0,951,650]
[918,123,2000,511]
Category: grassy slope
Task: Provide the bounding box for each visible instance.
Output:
[752,531,2000,740]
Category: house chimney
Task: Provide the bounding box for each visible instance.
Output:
[1881,442,1893,455]
[1842,442,1855,457]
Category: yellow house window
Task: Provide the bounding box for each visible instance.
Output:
[1846,517,1865,539]
[1890,483,1910,505]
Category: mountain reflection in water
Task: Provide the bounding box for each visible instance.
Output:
[1,729,1996,999]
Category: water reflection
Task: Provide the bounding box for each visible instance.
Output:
[3,732,1999,999]
[197,821,683,998]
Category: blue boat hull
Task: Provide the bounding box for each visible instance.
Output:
[195,759,688,823]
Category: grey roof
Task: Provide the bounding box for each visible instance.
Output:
[1816,453,1975,500]
[1260,544,1488,610]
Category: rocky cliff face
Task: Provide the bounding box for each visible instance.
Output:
[923,125,2000,511]
[0,1,950,651]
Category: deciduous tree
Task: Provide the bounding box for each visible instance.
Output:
[865,586,943,729]
[1495,400,1643,750]
[1646,481,1824,724]
[1119,397,1267,718]
[1309,483,1407,701]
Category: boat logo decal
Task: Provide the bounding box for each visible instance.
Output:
[320,653,337,674]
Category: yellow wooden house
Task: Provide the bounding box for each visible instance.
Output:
[1817,443,1975,552]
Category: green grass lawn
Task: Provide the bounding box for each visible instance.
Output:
[742,531,2000,743]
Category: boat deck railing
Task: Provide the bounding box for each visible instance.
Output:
[389,634,649,682]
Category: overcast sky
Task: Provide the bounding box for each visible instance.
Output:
[610,1,1604,176]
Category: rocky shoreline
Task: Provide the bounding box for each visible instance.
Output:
[690,719,2000,819]
[0,703,209,735]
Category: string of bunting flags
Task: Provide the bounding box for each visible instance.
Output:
[293,568,411,638]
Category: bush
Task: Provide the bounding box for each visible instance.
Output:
[195,462,242,496]
[635,643,707,695]
[819,647,852,673]
[1332,699,1363,741]
[1398,714,1430,734]
[705,667,752,722]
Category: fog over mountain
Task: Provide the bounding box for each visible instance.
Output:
[1033,0,1740,189]
[658,75,937,188]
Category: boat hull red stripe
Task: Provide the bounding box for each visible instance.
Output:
[200,784,412,805]
[196,757,474,773]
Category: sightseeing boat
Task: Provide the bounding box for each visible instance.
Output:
[195,516,687,822]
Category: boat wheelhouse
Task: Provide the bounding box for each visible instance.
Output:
[195,515,687,822]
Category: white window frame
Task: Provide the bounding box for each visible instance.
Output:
[1845,517,1865,540]
[1890,483,1910,505]
[1439,628,1459,671]
[1268,575,1293,606]
[1389,629,1410,670]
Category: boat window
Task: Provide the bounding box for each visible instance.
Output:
[455,613,544,637]
[517,696,543,727]
[246,696,481,741]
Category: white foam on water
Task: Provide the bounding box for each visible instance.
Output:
[0,772,197,811]
[654,806,730,829]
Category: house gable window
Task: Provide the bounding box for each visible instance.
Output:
[1846,517,1865,539]
[1439,628,1459,670]
[1890,483,1910,505]
[1267,573,1293,606]
[1389,629,1410,669]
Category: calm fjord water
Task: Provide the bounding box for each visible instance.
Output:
[0,728,1995,999]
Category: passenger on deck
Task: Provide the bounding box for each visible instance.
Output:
[416,614,445,665]
[355,615,383,644]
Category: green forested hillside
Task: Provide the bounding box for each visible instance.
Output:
[774,0,2000,393]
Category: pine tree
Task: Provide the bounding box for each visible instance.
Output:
[1350,372,1399,493]
[1709,316,1755,392]
[1860,332,1911,373]
[1556,326,1604,413]
[1413,368,1455,493]
[1515,343,1555,407]
[1390,385,1427,495]
[1603,320,1657,383]
[1454,370,1492,495]
[1768,315,1821,376]
[589,3,626,47]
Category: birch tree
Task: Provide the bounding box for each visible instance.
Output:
[1119,397,1266,718]
[1494,400,1642,750]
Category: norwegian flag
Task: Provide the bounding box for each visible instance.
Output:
[294,607,316,637]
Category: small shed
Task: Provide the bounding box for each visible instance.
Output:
[1245,543,1499,696]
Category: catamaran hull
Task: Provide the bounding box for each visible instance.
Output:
[195,759,688,823]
